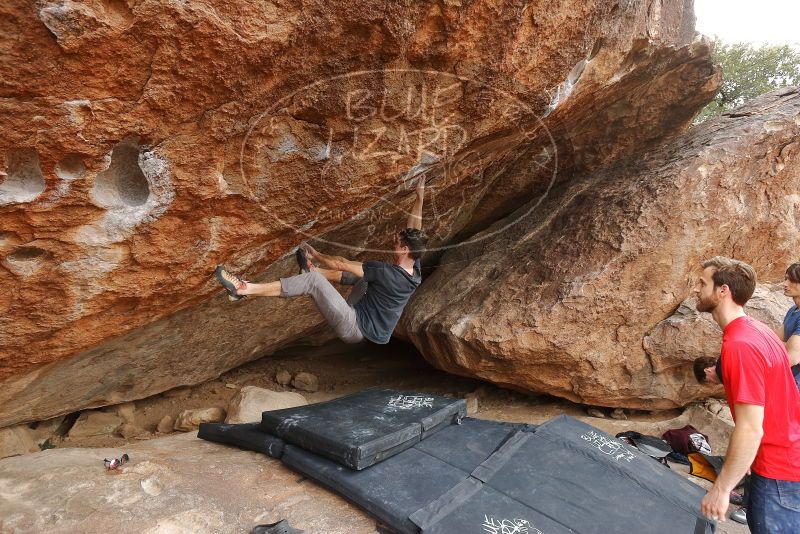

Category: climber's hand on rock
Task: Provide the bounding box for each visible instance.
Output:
[301,242,320,260]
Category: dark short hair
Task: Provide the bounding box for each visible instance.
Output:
[702,256,756,306]
[786,263,800,283]
[693,356,717,383]
[398,228,428,260]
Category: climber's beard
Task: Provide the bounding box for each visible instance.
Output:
[695,292,720,313]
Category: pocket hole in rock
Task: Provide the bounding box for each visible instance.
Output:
[55,154,87,181]
[0,149,46,204]
[2,246,52,276]
[92,138,150,207]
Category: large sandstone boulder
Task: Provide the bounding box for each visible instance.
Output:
[0,0,699,427]
[0,432,375,533]
[400,87,800,410]
[443,38,722,240]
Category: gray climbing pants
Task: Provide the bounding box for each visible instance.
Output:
[279,271,364,344]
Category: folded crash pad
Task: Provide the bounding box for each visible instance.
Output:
[261,388,467,470]
[282,417,529,534]
[198,422,285,458]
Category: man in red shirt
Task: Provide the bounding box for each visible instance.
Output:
[693,256,800,532]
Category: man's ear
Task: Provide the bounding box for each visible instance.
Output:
[718,283,730,298]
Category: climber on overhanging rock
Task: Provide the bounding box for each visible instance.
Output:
[215,177,428,345]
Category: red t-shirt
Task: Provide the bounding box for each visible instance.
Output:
[721,316,800,481]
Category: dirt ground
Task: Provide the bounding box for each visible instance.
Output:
[34,339,747,533]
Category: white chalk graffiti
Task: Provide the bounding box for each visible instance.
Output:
[482,515,542,534]
[387,395,434,409]
[580,430,635,462]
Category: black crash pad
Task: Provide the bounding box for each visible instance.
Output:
[198,422,285,458]
[261,388,467,470]
[411,415,714,534]
[283,415,714,534]
[282,417,528,534]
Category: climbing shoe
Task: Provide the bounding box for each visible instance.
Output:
[214,265,247,301]
[296,247,310,274]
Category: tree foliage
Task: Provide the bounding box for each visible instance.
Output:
[695,39,800,122]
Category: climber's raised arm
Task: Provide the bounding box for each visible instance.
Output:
[406,176,425,230]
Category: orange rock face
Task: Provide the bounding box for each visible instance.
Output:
[1,0,698,426]
[401,88,800,410]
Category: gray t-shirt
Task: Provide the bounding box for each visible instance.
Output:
[354,259,421,344]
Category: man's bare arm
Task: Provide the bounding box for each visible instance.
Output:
[301,243,364,278]
[315,268,347,284]
[321,254,364,278]
[700,403,764,521]
[406,176,425,230]
[786,334,800,366]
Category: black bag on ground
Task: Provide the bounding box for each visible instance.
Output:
[261,388,466,470]
[198,422,285,458]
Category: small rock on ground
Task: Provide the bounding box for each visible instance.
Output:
[275,370,292,386]
[156,416,174,434]
[610,408,627,420]
[292,372,319,393]
[174,407,226,431]
[226,387,307,424]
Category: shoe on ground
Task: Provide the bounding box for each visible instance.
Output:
[214,265,247,301]
[729,490,744,505]
[251,519,305,534]
[730,507,747,524]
